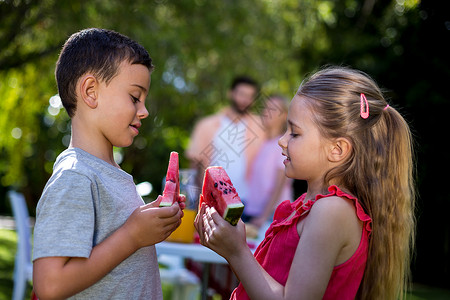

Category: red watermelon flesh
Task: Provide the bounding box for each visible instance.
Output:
[159,151,180,207]
[200,166,244,226]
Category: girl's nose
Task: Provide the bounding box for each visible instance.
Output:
[278,131,288,149]
[138,103,149,120]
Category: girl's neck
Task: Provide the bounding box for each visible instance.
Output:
[305,181,330,201]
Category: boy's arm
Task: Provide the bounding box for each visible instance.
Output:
[33,200,182,300]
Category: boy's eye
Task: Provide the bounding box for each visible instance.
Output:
[131,95,140,103]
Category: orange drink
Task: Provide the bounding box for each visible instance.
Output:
[167,208,197,243]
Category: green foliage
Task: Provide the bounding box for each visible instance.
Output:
[0,0,435,201]
[0,63,55,188]
[0,0,310,201]
[1,0,449,288]
[0,0,434,200]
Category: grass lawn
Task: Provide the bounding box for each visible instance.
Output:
[0,229,32,300]
[1,228,449,300]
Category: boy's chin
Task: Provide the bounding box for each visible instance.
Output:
[113,139,134,148]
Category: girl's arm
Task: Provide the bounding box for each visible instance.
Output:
[33,199,183,300]
[196,196,360,300]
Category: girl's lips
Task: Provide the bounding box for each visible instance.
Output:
[282,153,290,164]
[130,123,141,135]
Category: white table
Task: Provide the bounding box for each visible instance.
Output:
[156,242,227,300]
[156,241,227,264]
[155,222,269,300]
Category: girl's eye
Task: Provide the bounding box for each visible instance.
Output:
[131,95,140,103]
[290,133,299,138]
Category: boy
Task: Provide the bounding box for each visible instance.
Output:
[33,28,184,299]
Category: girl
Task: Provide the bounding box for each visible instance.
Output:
[195,66,415,300]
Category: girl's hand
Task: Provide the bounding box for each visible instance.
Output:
[194,203,247,260]
[124,196,183,249]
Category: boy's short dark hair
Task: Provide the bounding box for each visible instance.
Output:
[230,76,259,91]
[55,28,153,118]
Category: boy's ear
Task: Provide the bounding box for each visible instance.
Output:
[328,138,352,163]
[79,75,98,109]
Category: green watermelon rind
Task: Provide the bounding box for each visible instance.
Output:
[159,197,174,207]
[223,203,244,226]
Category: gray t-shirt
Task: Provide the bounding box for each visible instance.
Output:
[33,148,163,299]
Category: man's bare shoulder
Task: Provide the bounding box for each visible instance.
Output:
[194,112,223,129]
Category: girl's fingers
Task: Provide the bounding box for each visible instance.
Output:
[202,213,211,234]
[195,204,218,247]
[195,205,206,244]
[202,210,216,245]
[206,206,221,223]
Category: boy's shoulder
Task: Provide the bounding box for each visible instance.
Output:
[51,148,113,183]
[45,148,94,190]
[50,147,132,184]
[53,148,94,173]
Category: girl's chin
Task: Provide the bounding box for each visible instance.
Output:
[283,166,295,179]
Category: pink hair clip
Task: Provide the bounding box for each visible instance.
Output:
[360,93,369,119]
[384,104,390,110]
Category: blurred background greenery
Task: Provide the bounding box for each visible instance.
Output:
[1,0,449,293]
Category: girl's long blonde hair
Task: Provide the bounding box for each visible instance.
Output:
[297,66,416,300]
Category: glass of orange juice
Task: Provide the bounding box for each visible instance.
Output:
[167,208,197,243]
[167,169,200,243]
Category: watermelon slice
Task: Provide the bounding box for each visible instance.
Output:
[199,166,244,226]
[159,151,180,207]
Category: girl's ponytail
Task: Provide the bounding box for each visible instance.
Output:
[356,105,416,300]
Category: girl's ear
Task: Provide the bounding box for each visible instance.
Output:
[328,138,352,163]
[79,75,98,109]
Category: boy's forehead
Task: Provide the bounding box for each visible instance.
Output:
[118,62,151,88]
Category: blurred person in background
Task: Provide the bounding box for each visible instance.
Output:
[186,76,266,208]
[242,95,293,230]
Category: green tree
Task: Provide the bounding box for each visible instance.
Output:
[1,0,448,288]
[0,0,305,207]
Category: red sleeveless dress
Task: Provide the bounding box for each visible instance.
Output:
[230,185,372,300]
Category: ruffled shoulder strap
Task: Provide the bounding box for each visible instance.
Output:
[294,185,372,233]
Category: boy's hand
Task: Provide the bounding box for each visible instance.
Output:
[177,193,186,210]
[124,196,182,250]
[194,204,247,260]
